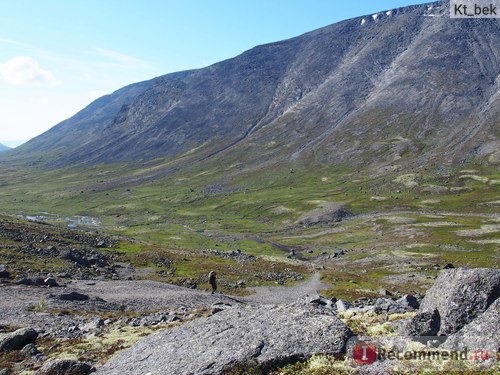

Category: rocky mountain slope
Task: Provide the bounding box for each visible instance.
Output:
[4,1,499,171]
[0,143,10,153]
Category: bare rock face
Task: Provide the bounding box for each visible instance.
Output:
[97,303,353,375]
[6,2,498,172]
[443,298,500,352]
[419,268,500,335]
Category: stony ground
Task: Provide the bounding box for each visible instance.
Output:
[0,208,498,374]
[1,268,499,374]
[0,274,325,333]
[0,274,329,374]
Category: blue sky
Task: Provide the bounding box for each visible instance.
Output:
[0,0,432,147]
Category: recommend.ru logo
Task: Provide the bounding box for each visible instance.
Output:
[348,336,497,366]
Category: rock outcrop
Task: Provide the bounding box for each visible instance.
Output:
[0,265,10,279]
[97,303,352,374]
[5,2,498,173]
[0,327,38,352]
[403,309,440,337]
[417,268,499,335]
[443,298,499,352]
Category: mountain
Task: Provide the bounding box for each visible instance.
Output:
[0,143,11,153]
[0,2,498,348]
[5,1,499,171]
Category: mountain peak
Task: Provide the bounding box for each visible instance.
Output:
[4,1,499,172]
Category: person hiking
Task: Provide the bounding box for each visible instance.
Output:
[208,271,217,294]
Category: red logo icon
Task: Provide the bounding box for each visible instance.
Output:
[353,341,378,364]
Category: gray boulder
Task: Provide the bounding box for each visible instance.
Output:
[0,327,38,352]
[379,289,393,297]
[374,298,407,314]
[0,265,10,279]
[335,299,353,312]
[80,318,105,333]
[44,277,59,287]
[304,295,335,309]
[35,359,94,375]
[419,268,499,335]
[57,291,90,301]
[21,343,41,357]
[396,294,420,310]
[97,303,353,374]
[443,298,500,352]
[17,277,45,286]
[404,309,440,337]
[211,302,233,314]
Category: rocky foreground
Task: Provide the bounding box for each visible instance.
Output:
[0,267,499,374]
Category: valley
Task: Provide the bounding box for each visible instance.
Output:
[1,154,498,299]
[0,155,498,374]
[0,1,498,373]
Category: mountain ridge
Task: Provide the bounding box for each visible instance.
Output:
[4,1,499,172]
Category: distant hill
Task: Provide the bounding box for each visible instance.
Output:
[0,143,11,153]
[4,1,499,171]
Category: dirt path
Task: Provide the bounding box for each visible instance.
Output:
[0,273,326,332]
[241,272,326,305]
[68,272,326,308]
[0,280,232,332]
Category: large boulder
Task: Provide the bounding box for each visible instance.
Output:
[403,309,440,337]
[57,291,90,301]
[97,303,353,375]
[17,277,45,286]
[0,265,10,279]
[0,328,38,352]
[419,268,499,335]
[443,298,500,353]
[35,359,94,375]
[44,277,60,287]
[374,298,408,314]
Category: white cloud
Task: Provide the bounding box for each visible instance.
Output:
[0,56,61,87]
[89,47,151,69]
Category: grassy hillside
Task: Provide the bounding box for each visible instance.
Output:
[1,155,498,298]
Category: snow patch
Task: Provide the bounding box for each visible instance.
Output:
[361,18,366,25]
[386,11,392,16]
[371,13,379,20]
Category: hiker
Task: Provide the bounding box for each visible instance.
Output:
[208,271,217,294]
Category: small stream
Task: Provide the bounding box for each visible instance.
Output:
[20,212,101,229]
